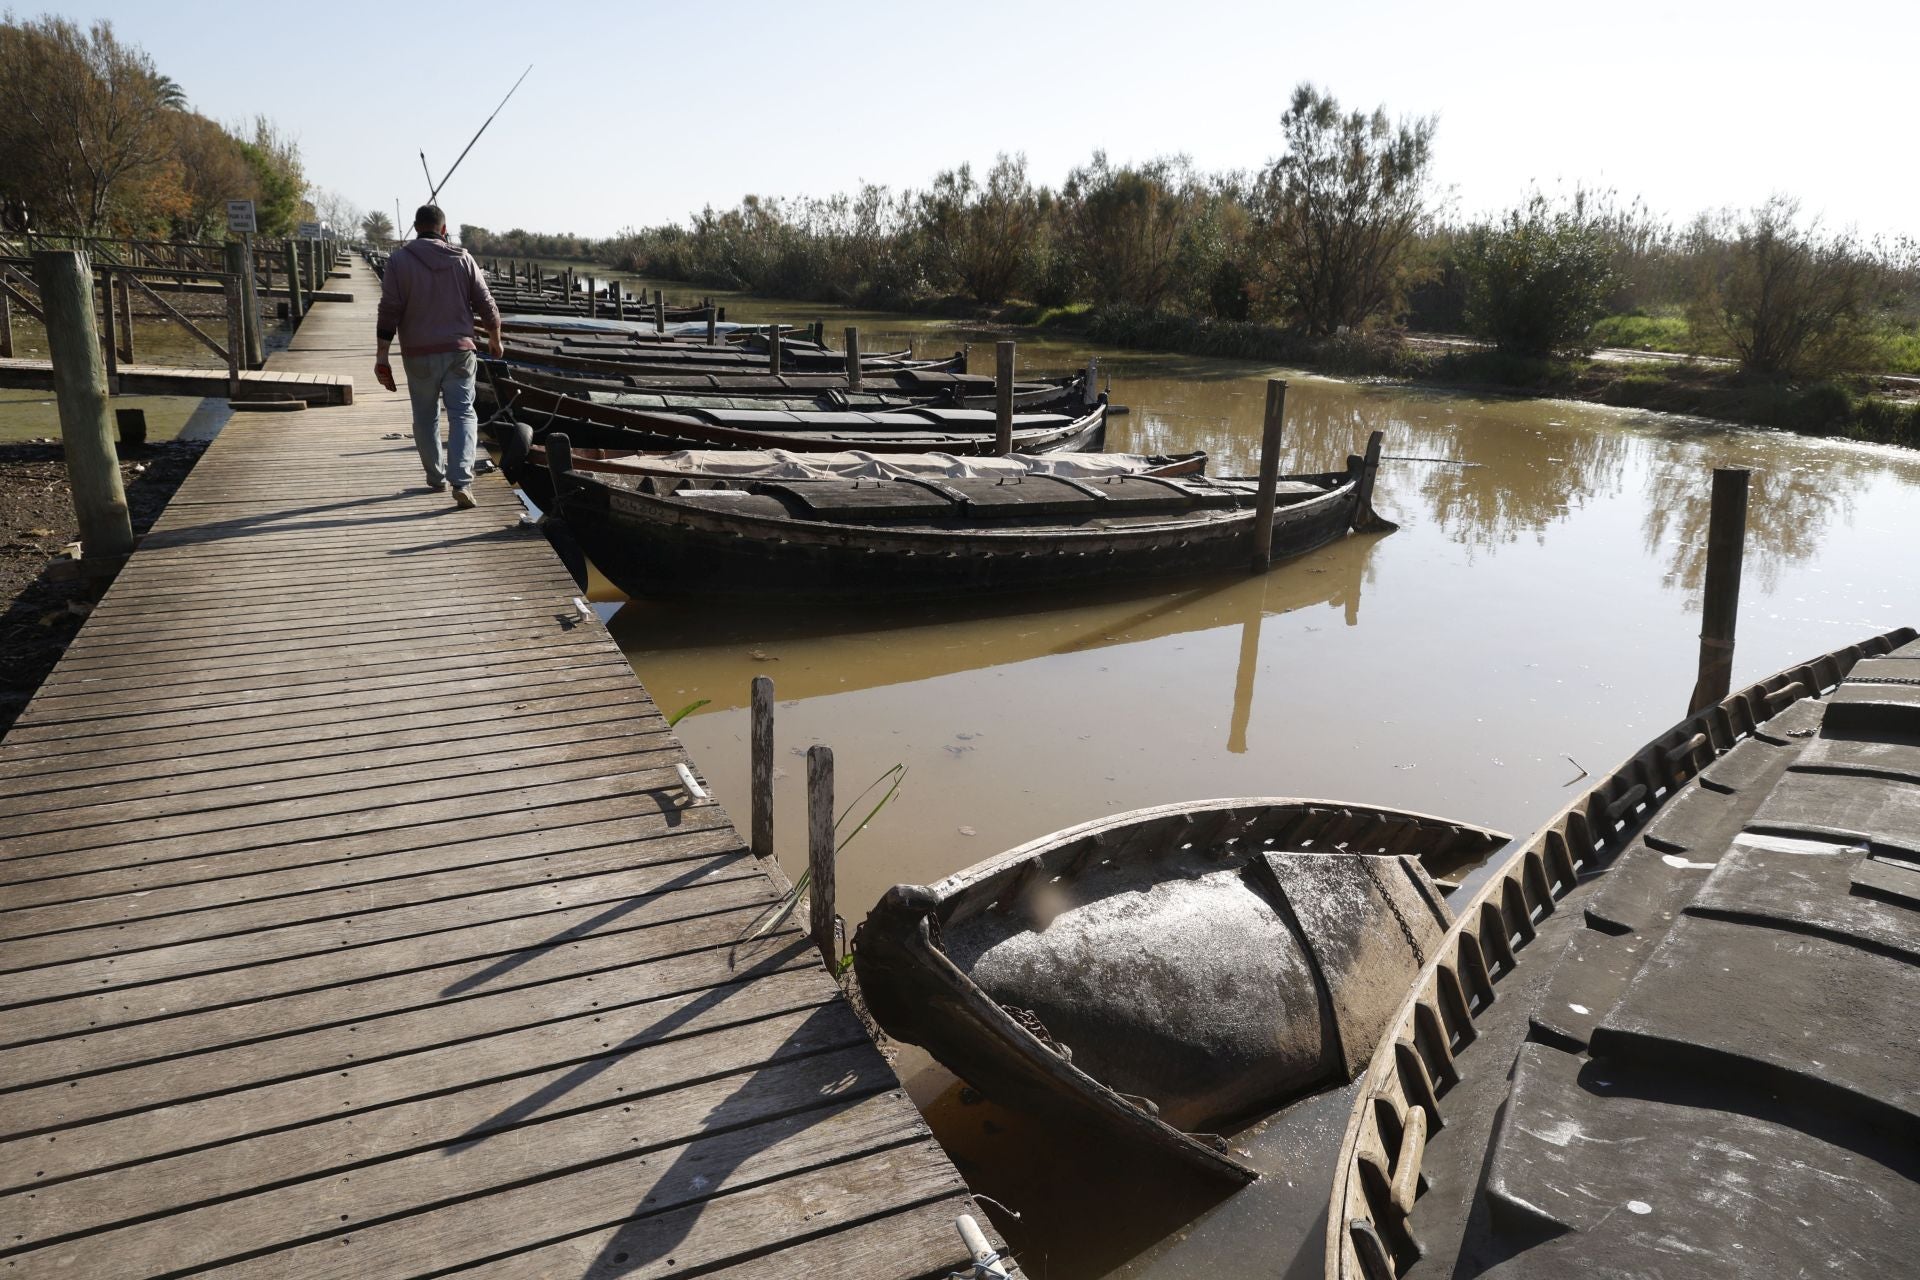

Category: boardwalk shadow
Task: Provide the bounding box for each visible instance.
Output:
[439,852,743,998]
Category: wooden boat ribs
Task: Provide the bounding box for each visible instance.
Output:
[1324,624,1920,1280]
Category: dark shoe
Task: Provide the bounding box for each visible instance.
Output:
[424,479,446,493]
[452,486,477,509]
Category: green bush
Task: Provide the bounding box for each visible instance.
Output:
[1460,195,1618,357]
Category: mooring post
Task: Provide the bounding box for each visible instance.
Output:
[114,271,133,362]
[0,287,12,358]
[1688,467,1751,714]
[97,268,119,391]
[32,250,132,559]
[232,239,263,369]
[844,326,862,390]
[222,267,244,398]
[810,320,824,346]
[283,240,305,322]
[1250,379,1288,572]
[750,675,775,860]
[586,276,597,319]
[768,323,782,375]
[806,743,837,969]
[1084,355,1099,407]
[705,306,717,345]
[994,340,1016,455]
[655,296,666,333]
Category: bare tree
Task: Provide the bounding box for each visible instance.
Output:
[0,16,177,234]
[1688,197,1882,375]
[1255,84,1437,334]
[308,186,363,237]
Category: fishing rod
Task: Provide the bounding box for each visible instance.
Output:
[423,64,533,205]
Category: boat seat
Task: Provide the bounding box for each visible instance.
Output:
[751,480,960,522]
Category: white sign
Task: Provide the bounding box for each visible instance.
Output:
[226,199,257,234]
[296,220,321,240]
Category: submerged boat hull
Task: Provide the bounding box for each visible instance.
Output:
[854,799,1510,1184]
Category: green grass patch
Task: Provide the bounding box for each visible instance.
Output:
[1589,308,1701,354]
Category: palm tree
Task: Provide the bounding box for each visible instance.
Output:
[150,73,186,110]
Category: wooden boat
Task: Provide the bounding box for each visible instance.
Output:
[540,429,1392,598]
[511,442,1205,511]
[1321,626,1920,1279]
[499,341,964,378]
[484,363,1096,413]
[489,375,1108,457]
[851,799,1511,1183]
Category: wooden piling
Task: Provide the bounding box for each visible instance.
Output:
[806,743,836,969]
[115,407,147,449]
[226,240,263,370]
[750,675,775,860]
[1688,467,1751,714]
[655,296,666,333]
[768,324,782,375]
[705,307,717,345]
[811,320,825,346]
[114,271,133,362]
[844,326,862,390]
[222,270,244,398]
[1249,379,1288,571]
[98,268,119,390]
[587,276,597,318]
[283,240,305,322]
[31,250,132,559]
[0,287,11,358]
[1084,355,1099,406]
[994,341,1016,455]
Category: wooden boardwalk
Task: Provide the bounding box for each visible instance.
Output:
[0,258,992,1278]
[0,356,354,404]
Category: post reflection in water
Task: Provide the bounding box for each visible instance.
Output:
[591,277,1920,1278]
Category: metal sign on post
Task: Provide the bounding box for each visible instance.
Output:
[226,200,257,234]
[296,220,321,239]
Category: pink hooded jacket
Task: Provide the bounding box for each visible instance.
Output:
[375,236,501,357]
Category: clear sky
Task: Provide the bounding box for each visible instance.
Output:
[42,0,1917,240]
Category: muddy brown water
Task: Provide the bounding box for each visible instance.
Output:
[570,277,1920,1274]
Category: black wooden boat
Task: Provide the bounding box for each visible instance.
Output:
[499,341,964,378]
[511,441,1206,513]
[852,799,1511,1183]
[541,429,1392,598]
[1322,626,1920,1279]
[490,375,1108,457]
[487,362,1095,411]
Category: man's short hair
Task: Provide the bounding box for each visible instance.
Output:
[414,204,446,234]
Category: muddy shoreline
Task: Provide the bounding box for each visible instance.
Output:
[0,437,208,738]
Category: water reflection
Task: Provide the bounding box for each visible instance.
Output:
[591,273,1920,1279]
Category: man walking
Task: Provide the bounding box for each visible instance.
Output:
[374,205,502,508]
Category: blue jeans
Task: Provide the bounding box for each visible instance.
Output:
[402,349,478,487]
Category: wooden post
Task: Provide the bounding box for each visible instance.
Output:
[31,250,132,559]
[114,271,133,362]
[234,238,263,369]
[655,296,666,333]
[1688,468,1751,714]
[1250,379,1288,572]
[0,286,11,358]
[750,675,774,860]
[283,240,305,322]
[587,276,597,318]
[704,306,717,344]
[844,326,862,390]
[115,407,147,449]
[806,743,836,969]
[1084,355,1099,407]
[768,323,782,375]
[97,268,119,390]
[222,269,244,398]
[994,340,1015,455]
[811,320,824,346]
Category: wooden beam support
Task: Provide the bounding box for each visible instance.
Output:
[31,250,132,558]
[1250,379,1287,571]
[994,340,1015,456]
[1688,467,1751,714]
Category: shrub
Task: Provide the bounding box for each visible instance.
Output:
[1460,195,1618,357]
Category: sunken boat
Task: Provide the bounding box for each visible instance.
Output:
[508,441,1206,513]
[852,798,1511,1183]
[489,375,1108,457]
[540,429,1393,598]
[1321,626,1920,1279]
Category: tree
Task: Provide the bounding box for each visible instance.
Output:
[1254,84,1438,334]
[1688,196,1881,375]
[308,186,362,237]
[361,209,396,244]
[169,110,255,239]
[1461,193,1619,356]
[238,116,309,236]
[915,154,1042,305]
[1057,152,1198,310]
[0,16,178,233]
